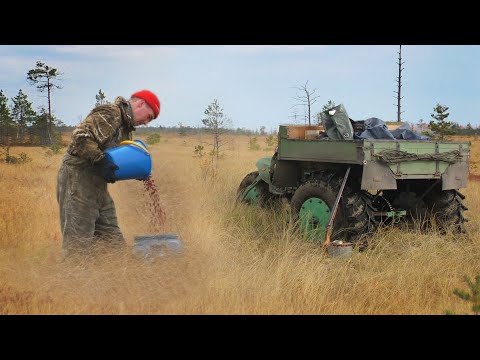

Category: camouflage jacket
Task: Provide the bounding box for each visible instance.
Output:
[66,96,136,164]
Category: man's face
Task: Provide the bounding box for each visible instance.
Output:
[134,100,155,126]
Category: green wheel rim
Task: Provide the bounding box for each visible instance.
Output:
[298,197,331,243]
[243,186,259,206]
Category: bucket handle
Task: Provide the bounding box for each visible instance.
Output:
[119,140,150,154]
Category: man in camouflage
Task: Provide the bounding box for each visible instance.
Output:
[57,90,160,256]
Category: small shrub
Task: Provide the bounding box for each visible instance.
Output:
[6,153,32,164]
[44,142,63,157]
[179,126,187,137]
[198,155,218,182]
[0,146,32,164]
[146,133,161,146]
[264,134,278,151]
[194,144,204,157]
[249,137,260,151]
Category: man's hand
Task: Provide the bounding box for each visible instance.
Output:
[93,157,119,183]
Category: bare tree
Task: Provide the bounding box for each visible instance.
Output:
[289,106,300,123]
[394,45,404,122]
[291,80,320,125]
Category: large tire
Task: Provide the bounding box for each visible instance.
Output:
[424,189,467,233]
[382,189,429,226]
[290,171,372,244]
[236,171,274,207]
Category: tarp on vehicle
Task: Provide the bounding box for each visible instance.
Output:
[357,118,430,140]
[320,103,430,141]
[319,104,354,140]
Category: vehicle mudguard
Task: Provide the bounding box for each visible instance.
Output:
[256,156,273,184]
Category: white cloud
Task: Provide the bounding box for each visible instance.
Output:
[42,45,179,60]
[223,45,328,54]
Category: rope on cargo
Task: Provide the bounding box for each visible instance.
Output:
[374,149,463,163]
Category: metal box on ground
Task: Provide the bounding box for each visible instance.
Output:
[133,234,183,259]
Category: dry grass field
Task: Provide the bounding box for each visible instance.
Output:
[1,132,479,315]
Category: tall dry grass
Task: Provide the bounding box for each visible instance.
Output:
[1,133,479,314]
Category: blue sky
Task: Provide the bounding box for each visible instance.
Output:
[1,45,479,131]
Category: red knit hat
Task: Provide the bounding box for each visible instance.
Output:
[131,90,160,119]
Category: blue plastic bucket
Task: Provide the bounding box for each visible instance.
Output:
[104,140,152,181]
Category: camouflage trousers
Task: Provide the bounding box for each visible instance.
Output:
[56,153,126,255]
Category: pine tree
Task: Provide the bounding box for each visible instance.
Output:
[202,99,231,161]
[11,90,36,143]
[30,107,50,145]
[27,61,63,144]
[0,90,15,145]
[321,100,336,112]
[453,275,480,315]
[95,89,109,106]
[427,103,455,140]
